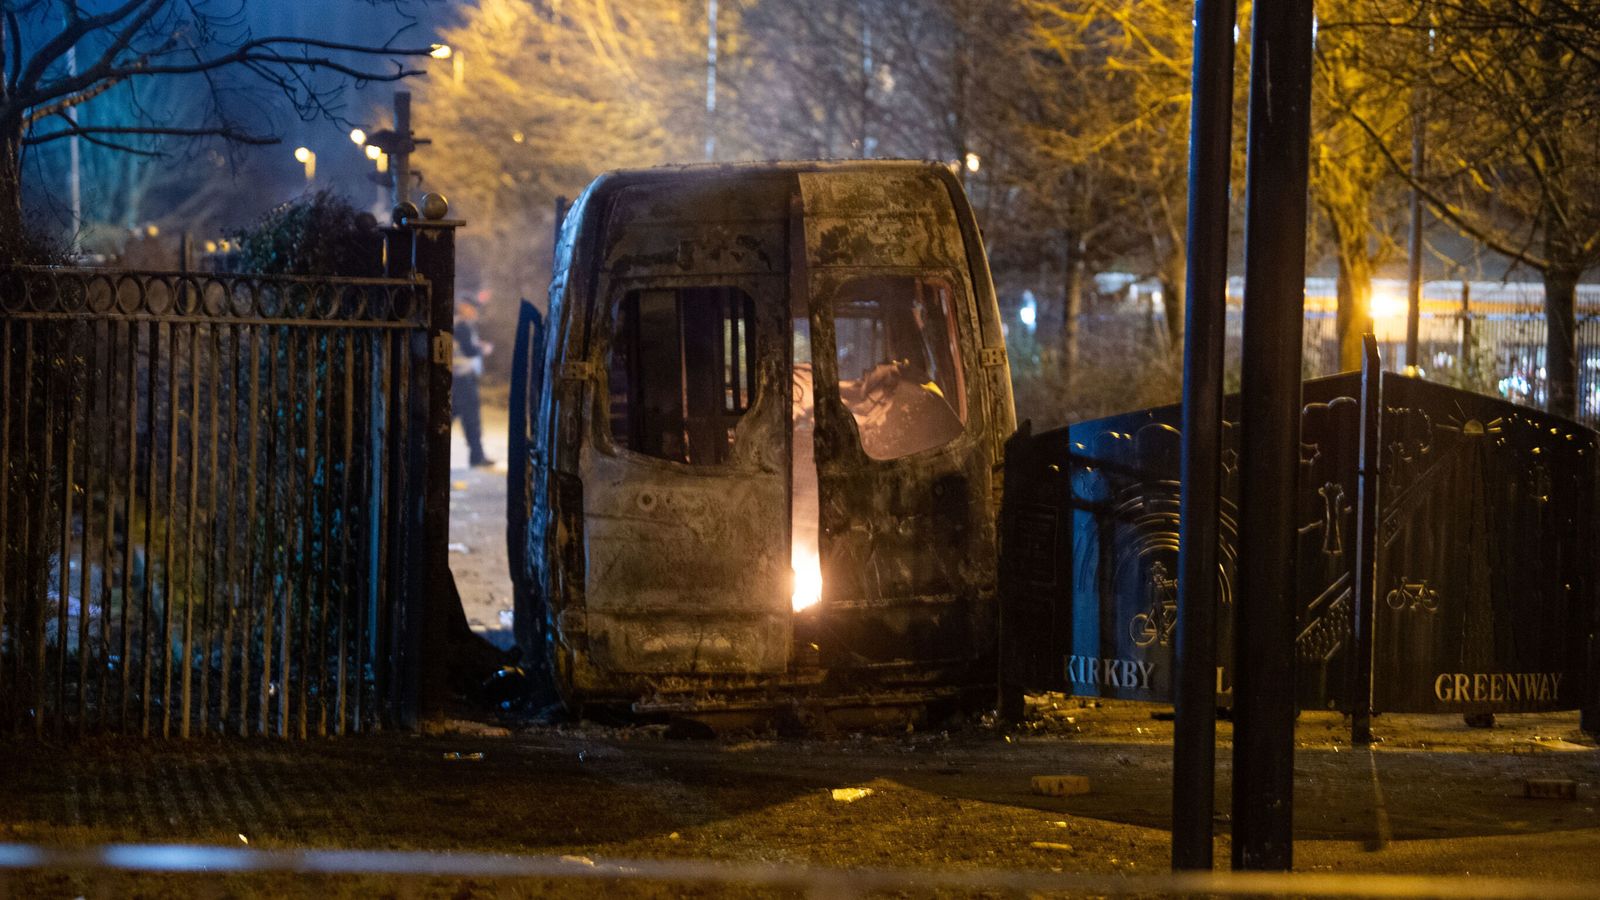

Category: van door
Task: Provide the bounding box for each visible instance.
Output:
[577,266,792,675]
[797,170,999,671]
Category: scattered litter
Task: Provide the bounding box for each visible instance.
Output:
[448,542,471,554]
[1524,779,1578,800]
[1050,821,1068,827]
[1030,841,1074,852]
[1031,775,1091,797]
[668,832,681,841]
[237,834,248,845]
[831,787,875,803]
[443,751,485,762]
[560,855,596,867]
[423,718,512,737]
[1530,738,1593,752]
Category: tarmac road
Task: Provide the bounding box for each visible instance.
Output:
[449,387,516,652]
[2,701,1597,897]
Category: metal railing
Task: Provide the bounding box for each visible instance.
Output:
[1222,281,1600,428]
[0,267,434,738]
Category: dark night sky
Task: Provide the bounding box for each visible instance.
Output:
[22,1,463,241]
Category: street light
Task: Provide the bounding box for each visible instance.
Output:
[964,152,981,173]
[430,43,452,59]
[294,146,316,181]
[349,128,366,146]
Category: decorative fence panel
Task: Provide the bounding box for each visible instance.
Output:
[1371,377,1597,714]
[0,267,433,738]
[1000,365,1600,726]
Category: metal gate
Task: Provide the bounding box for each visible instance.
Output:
[0,265,435,738]
[1000,360,1600,726]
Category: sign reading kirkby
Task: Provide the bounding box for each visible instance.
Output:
[1066,655,1156,690]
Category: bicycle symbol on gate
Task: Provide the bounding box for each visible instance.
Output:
[1385,577,1439,613]
[1130,561,1179,648]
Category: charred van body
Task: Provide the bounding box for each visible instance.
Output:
[508,161,1015,718]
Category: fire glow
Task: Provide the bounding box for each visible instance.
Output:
[793,544,822,612]
[791,334,822,613]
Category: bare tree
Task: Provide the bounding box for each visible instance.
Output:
[1340,0,1600,417]
[412,0,711,332]
[0,0,433,246]
[1024,0,1240,351]
[1312,0,1410,372]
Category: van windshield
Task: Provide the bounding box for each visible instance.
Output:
[831,274,966,460]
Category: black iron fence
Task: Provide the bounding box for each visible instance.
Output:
[1280,282,1600,427]
[1000,356,1600,731]
[0,267,435,738]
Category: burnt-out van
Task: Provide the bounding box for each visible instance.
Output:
[507,161,1014,720]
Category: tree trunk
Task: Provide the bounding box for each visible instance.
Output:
[0,119,26,247]
[1543,265,1578,420]
[1334,231,1372,373]
[1159,245,1186,351]
[1061,240,1085,383]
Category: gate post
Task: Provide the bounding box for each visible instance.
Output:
[1586,449,1600,737]
[386,196,463,728]
[1172,0,1238,872]
[1232,0,1315,871]
[1350,335,1382,745]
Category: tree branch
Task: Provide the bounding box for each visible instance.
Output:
[24,75,124,126]
[51,128,164,157]
[15,0,150,95]
[28,45,430,109]
[24,123,277,146]
[6,9,21,93]
[1342,102,1550,272]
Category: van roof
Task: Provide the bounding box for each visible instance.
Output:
[591,158,960,188]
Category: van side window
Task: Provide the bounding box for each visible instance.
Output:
[833,275,966,460]
[607,286,757,465]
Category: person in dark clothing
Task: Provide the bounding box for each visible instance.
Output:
[453,296,495,467]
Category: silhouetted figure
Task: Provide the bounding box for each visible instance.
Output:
[453,296,494,467]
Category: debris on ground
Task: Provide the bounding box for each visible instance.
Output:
[830,787,874,803]
[442,751,485,762]
[1031,775,1091,797]
[1524,779,1578,799]
[1530,738,1593,752]
[423,719,512,738]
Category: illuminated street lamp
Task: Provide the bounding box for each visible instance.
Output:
[964,152,981,173]
[349,128,366,146]
[430,43,452,59]
[294,146,316,181]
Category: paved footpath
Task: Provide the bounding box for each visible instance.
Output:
[2,703,1597,896]
[449,390,516,652]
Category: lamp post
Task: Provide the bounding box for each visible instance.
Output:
[294,146,316,182]
[360,92,430,208]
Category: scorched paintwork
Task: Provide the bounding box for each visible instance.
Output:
[511,161,1015,715]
